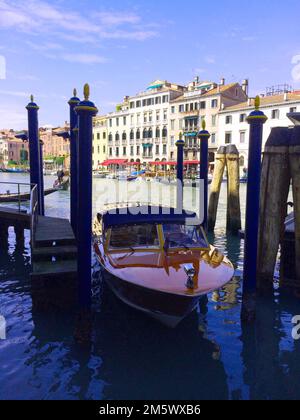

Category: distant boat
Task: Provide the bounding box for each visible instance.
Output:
[2,168,28,174]
[53,177,70,191]
[0,188,57,203]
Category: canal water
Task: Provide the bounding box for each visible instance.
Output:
[0,173,300,400]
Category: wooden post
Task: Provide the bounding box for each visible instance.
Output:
[208,146,226,231]
[257,127,291,290]
[289,126,300,288]
[226,144,242,234]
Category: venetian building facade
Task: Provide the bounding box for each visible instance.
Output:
[218,91,300,170]
[105,80,185,165]
[92,116,108,170]
[169,78,248,165]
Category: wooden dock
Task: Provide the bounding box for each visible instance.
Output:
[0,182,78,309]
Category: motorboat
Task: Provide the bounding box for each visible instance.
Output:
[94,205,234,328]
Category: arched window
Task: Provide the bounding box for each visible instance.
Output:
[162,127,168,138]
[122,131,127,141]
[115,132,120,141]
[240,155,245,167]
[108,133,113,142]
[130,130,134,140]
[148,128,153,138]
[136,129,140,140]
[156,127,160,138]
[143,128,148,139]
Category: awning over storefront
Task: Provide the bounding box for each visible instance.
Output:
[184,160,200,165]
[101,159,128,166]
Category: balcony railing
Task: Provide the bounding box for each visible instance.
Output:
[142,154,153,159]
[162,137,167,144]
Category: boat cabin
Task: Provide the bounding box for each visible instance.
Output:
[99,206,210,253]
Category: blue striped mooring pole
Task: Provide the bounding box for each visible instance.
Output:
[198,120,210,231]
[68,89,80,237]
[26,96,43,215]
[176,135,185,210]
[75,84,98,308]
[242,96,267,321]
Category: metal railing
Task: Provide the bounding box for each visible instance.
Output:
[0,181,34,212]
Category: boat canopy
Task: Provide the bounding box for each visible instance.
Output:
[102,206,198,228]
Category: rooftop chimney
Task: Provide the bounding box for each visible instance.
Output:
[220,78,225,86]
[242,79,249,96]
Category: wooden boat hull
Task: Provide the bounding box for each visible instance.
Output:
[101,268,202,327]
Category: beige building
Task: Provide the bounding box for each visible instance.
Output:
[0,135,8,167]
[92,116,108,170]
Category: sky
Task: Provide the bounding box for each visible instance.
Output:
[0,0,300,129]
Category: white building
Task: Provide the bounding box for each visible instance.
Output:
[105,80,185,166]
[218,92,300,169]
[0,135,8,167]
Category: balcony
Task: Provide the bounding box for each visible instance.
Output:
[182,110,199,118]
[142,154,153,159]
[122,140,127,146]
[162,137,167,144]
[155,138,160,144]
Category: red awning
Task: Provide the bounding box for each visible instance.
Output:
[127,161,139,166]
[101,159,128,166]
[184,160,200,165]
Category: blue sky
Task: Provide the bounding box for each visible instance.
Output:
[0,0,300,129]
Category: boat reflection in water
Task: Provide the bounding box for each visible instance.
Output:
[94,205,234,328]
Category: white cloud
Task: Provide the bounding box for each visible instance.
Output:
[26,40,64,51]
[205,56,216,64]
[0,89,30,97]
[61,54,108,64]
[0,0,159,45]
[0,107,27,130]
[242,36,257,42]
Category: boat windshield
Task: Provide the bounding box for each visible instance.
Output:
[162,224,209,249]
[109,224,160,250]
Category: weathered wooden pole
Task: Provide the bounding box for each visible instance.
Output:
[226,144,241,234]
[242,96,267,322]
[208,146,226,231]
[75,84,98,309]
[39,140,45,216]
[289,126,300,289]
[176,134,185,210]
[68,89,80,237]
[198,120,210,230]
[257,127,291,290]
[26,95,42,215]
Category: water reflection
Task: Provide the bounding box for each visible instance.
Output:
[1,174,300,400]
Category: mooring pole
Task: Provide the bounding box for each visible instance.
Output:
[75,84,98,309]
[26,95,42,215]
[68,89,80,237]
[198,120,210,230]
[176,134,185,210]
[39,140,45,216]
[242,96,267,322]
